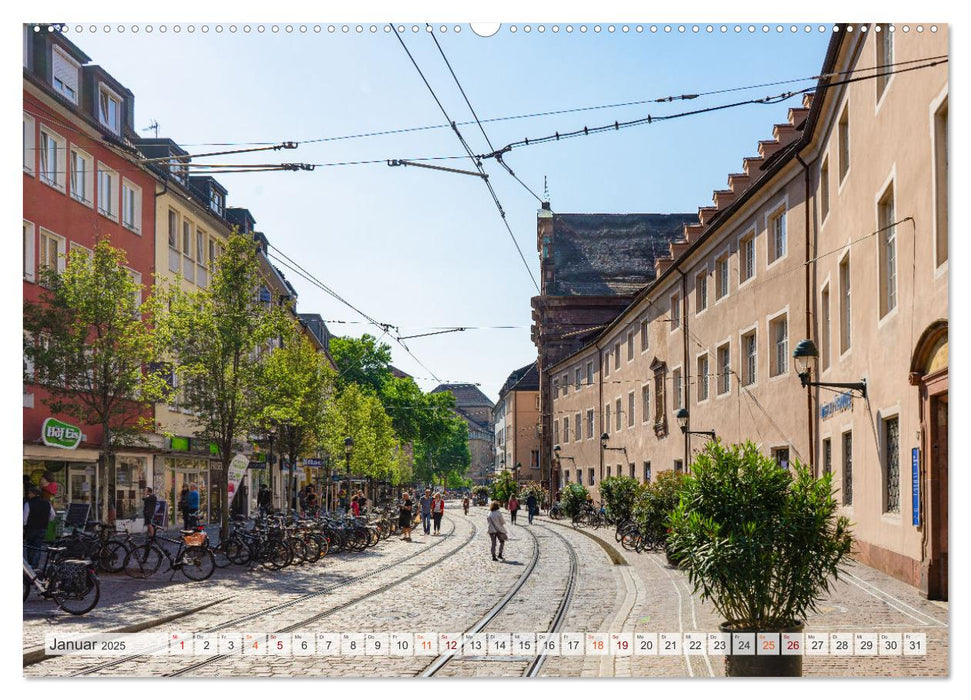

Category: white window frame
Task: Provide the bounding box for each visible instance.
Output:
[121,178,142,234]
[641,383,650,424]
[837,100,851,188]
[875,24,895,110]
[562,372,569,396]
[586,409,595,440]
[696,351,710,403]
[820,278,832,374]
[640,318,650,352]
[23,220,36,282]
[767,308,790,379]
[38,227,66,277]
[819,155,831,224]
[23,113,35,175]
[575,367,582,390]
[695,266,709,316]
[97,162,119,221]
[930,89,948,273]
[876,169,898,323]
[669,292,680,331]
[738,226,757,286]
[39,126,66,192]
[714,245,731,302]
[603,350,610,377]
[627,330,634,361]
[614,341,621,369]
[69,146,94,208]
[98,83,123,135]
[739,324,758,388]
[838,248,852,358]
[586,361,594,385]
[766,198,789,268]
[672,366,683,411]
[627,391,635,428]
[716,339,732,397]
[615,397,622,432]
[604,403,611,434]
[51,45,80,104]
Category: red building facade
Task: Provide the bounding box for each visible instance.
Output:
[23,28,157,521]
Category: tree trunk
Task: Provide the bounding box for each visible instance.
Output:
[220,452,231,541]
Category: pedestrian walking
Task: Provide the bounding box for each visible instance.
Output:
[357,490,368,514]
[399,492,414,542]
[23,486,55,569]
[419,488,433,535]
[306,485,318,517]
[526,492,538,525]
[462,494,470,515]
[351,495,360,517]
[142,487,158,537]
[178,485,191,530]
[257,483,272,516]
[431,492,445,535]
[186,483,201,529]
[508,494,520,525]
[487,501,507,561]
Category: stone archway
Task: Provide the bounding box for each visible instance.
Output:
[909,320,948,600]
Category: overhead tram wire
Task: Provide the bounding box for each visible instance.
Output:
[391,25,540,294]
[477,57,948,160]
[167,54,947,148]
[265,246,444,383]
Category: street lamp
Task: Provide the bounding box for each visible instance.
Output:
[600,432,629,475]
[792,339,868,398]
[515,461,522,483]
[676,408,716,440]
[344,436,353,512]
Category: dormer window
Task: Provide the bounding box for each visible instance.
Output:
[52,46,80,103]
[98,85,121,134]
[168,158,187,183]
[209,190,225,216]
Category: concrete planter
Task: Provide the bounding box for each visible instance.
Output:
[720,621,804,677]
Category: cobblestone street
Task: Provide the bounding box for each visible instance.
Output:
[23,503,948,678]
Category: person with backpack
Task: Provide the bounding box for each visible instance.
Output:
[186,483,200,529]
[526,492,538,525]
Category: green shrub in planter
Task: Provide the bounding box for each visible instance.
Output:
[633,471,686,560]
[561,482,590,518]
[667,441,853,676]
[489,470,519,505]
[598,475,642,523]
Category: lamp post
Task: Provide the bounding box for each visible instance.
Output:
[792,339,867,397]
[676,408,716,440]
[343,436,353,513]
[600,433,629,480]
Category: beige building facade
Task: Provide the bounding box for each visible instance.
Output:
[548,26,948,599]
[493,363,541,482]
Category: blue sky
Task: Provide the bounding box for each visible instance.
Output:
[69,23,831,401]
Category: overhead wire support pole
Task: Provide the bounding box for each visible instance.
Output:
[387,159,488,179]
[138,142,299,164]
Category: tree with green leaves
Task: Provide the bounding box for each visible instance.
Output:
[489,469,519,505]
[255,328,335,514]
[322,382,406,493]
[598,475,643,523]
[414,413,471,491]
[24,239,170,522]
[151,231,290,538]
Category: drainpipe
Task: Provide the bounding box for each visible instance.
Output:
[676,264,689,471]
[796,153,816,474]
[597,338,604,489]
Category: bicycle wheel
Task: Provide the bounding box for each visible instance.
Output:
[52,563,100,615]
[210,542,233,568]
[123,543,164,578]
[99,541,130,573]
[181,546,215,581]
[262,542,291,570]
[289,538,307,565]
[226,538,251,565]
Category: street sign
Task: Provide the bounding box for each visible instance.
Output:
[912,448,920,527]
[305,458,324,467]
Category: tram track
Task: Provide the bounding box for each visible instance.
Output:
[421,521,580,678]
[56,514,471,677]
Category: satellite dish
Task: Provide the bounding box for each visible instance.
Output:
[470,23,501,38]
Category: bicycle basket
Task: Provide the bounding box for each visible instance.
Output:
[56,561,93,595]
[183,532,207,547]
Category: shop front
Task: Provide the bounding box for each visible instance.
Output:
[154,455,215,529]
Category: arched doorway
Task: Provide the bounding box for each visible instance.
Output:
[909,321,948,600]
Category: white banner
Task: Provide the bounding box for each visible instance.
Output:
[227,453,249,506]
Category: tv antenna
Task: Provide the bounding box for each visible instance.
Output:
[143,120,160,138]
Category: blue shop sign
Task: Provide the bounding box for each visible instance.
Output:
[820,391,853,420]
[912,448,920,527]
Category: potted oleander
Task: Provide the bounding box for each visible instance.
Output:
[667,441,853,677]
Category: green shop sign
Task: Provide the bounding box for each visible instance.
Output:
[41,418,82,450]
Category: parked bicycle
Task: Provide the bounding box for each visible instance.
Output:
[23,545,100,615]
[123,527,215,581]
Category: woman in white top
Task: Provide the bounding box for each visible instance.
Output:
[487,501,508,561]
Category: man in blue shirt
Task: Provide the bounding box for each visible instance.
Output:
[186,483,201,528]
[419,489,433,535]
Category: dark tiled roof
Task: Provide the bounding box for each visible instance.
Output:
[498,362,539,397]
[549,213,697,296]
[431,383,494,409]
